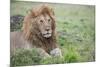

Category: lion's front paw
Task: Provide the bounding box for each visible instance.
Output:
[50,48,62,57]
[36,48,51,59]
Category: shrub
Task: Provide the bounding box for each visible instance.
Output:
[10,49,42,67]
[64,47,81,63]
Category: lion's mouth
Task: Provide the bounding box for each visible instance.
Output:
[43,33,51,38]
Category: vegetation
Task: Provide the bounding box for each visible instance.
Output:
[10,1,95,66]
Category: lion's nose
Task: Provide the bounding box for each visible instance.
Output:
[45,26,50,31]
[45,28,50,31]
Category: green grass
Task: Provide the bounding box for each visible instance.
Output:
[10,1,95,66]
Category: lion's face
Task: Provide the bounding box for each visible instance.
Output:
[35,13,52,38]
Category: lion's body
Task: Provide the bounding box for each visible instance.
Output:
[10,5,62,57]
[10,31,33,54]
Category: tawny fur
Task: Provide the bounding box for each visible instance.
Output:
[10,5,61,56]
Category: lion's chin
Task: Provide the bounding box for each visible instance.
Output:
[43,33,51,38]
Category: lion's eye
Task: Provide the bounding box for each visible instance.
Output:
[40,20,43,23]
[48,19,51,22]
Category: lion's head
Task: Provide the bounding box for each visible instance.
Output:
[22,4,56,39]
[22,4,57,52]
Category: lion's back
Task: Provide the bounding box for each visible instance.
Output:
[10,31,33,55]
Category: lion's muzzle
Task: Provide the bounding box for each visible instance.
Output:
[42,29,52,38]
[43,33,51,38]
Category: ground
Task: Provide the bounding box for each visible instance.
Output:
[10,1,95,66]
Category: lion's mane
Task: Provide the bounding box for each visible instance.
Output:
[22,5,58,53]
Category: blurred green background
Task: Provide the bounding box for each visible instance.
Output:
[10,1,95,66]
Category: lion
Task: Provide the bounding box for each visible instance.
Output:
[10,4,62,58]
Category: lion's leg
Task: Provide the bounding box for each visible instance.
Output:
[36,48,51,59]
[50,48,62,57]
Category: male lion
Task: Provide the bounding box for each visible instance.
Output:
[10,5,62,58]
